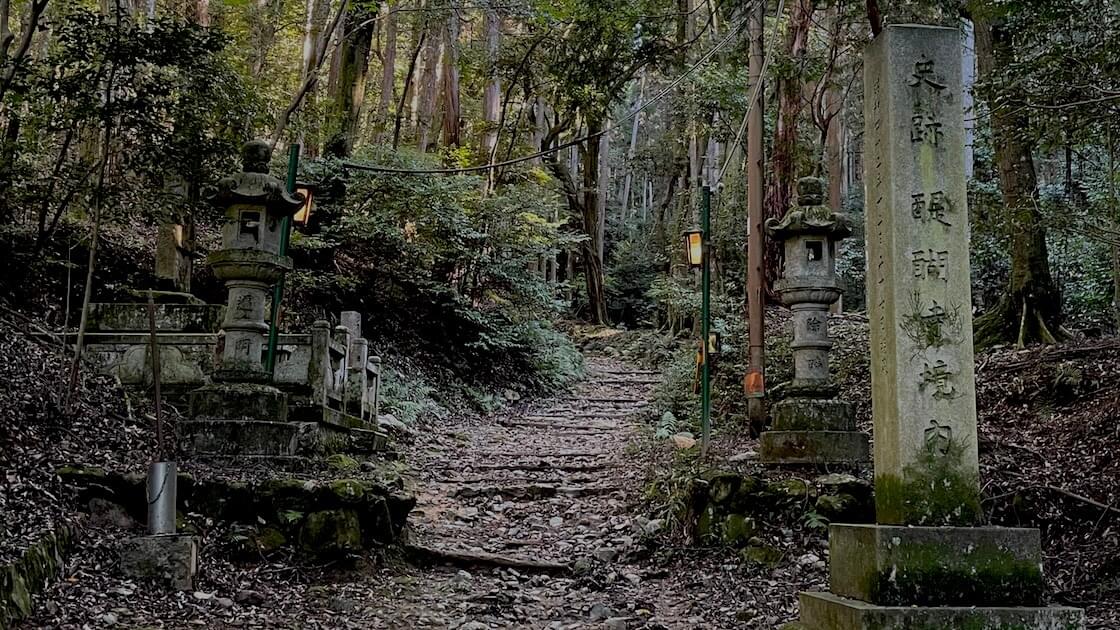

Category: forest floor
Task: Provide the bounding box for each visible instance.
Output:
[7,311,1120,628]
[355,355,821,629]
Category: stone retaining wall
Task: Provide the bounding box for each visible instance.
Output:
[0,524,79,627]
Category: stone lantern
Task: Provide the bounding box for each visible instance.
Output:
[208,140,304,382]
[185,141,305,454]
[759,176,869,465]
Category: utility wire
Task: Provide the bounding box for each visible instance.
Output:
[343,4,755,176]
[714,0,783,187]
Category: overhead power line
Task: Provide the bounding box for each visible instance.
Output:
[342,2,757,176]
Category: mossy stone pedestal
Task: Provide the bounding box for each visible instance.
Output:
[119,534,199,591]
[760,398,869,465]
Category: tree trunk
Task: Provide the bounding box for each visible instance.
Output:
[373,1,396,144]
[482,6,500,187]
[582,119,609,324]
[440,8,461,147]
[416,16,444,152]
[619,73,645,217]
[597,131,609,262]
[972,11,1063,348]
[326,2,376,158]
[763,0,814,294]
[392,27,425,150]
[249,0,281,79]
[298,0,331,155]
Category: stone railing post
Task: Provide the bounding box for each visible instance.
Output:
[308,320,331,409]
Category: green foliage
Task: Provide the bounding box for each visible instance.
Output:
[5,10,254,248]
[285,149,583,412]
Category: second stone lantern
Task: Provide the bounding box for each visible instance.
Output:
[759,176,869,465]
[186,140,306,455]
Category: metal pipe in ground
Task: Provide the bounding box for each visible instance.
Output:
[146,461,177,535]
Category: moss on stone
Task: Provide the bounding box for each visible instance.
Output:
[54,465,108,483]
[327,479,368,503]
[868,542,1044,607]
[326,454,360,473]
[0,526,77,626]
[250,528,286,554]
[740,544,783,567]
[721,514,757,547]
[876,440,982,526]
[300,510,362,557]
[767,478,811,500]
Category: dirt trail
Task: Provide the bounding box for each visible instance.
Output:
[358,357,705,628]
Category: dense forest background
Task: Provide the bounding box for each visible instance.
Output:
[2,0,1120,415]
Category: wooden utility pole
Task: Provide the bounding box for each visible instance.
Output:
[745,0,766,427]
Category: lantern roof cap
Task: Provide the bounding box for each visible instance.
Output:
[209,140,305,215]
[765,176,851,241]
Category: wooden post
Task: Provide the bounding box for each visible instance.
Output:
[745,0,766,425]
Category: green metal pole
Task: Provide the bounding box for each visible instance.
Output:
[265,143,300,377]
[701,185,712,454]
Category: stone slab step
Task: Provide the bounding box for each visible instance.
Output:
[797,592,1084,629]
[439,462,619,473]
[450,483,622,500]
[406,543,570,574]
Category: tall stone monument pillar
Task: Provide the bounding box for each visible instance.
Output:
[784,25,1083,629]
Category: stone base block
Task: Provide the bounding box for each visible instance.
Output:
[119,535,199,591]
[829,524,1044,606]
[189,383,288,423]
[760,431,869,464]
[349,428,389,454]
[796,592,1084,630]
[181,419,317,456]
[772,399,855,431]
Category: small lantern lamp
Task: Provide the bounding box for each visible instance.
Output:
[683,227,704,269]
[293,183,316,226]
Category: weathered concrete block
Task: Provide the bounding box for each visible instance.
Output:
[189,383,288,422]
[181,419,316,456]
[119,535,199,591]
[760,431,869,464]
[829,524,1044,607]
[772,399,856,431]
[798,592,1084,630]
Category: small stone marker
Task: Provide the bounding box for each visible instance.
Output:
[783,25,1083,629]
[155,223,193,294]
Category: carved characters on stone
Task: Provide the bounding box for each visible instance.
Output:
[235,295,253,320]
[911,249,950,282]
[919,359,958,400]
[923,418,954,457]
[911,191,951,226]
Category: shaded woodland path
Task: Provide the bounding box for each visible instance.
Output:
[357,357,711,628]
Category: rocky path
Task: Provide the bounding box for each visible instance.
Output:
[357,357,708,628]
